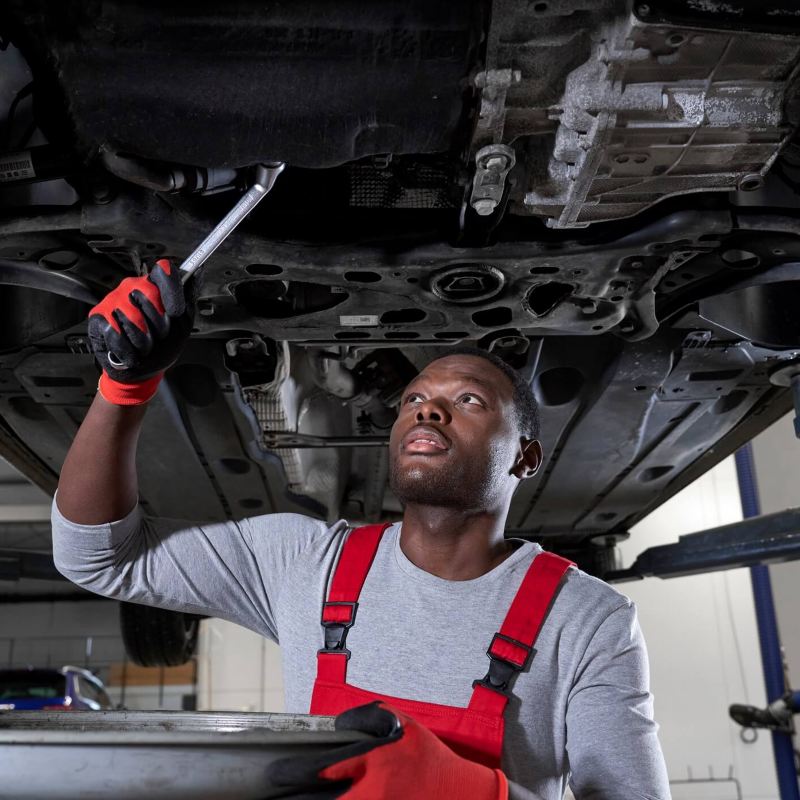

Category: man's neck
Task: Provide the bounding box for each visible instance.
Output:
[398,504,514,581]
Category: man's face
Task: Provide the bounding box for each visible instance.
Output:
[388,355,527,511]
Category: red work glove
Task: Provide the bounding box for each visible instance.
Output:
[268,702,508,800]
[87,259,192,405]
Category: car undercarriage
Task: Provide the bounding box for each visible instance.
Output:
[3,0,800,582]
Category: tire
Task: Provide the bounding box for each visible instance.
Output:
[119,602,200,667]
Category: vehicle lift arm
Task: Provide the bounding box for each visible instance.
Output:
[604,508,800,583]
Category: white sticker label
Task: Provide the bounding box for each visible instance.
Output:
[0,151,35,183]
[339,315,380,327]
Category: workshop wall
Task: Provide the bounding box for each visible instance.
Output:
[0,599,123,670]
[197,617,284,713]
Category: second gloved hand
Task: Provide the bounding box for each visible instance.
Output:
[267,701,509,800]
[87,259,193,405]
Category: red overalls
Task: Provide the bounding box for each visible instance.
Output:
[310,524,574,769]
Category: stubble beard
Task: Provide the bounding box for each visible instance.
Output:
[389,445,510,511]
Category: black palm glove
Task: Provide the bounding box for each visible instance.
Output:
[267,703,400,799]
[87,259,193,405]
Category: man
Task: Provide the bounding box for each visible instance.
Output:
[52,261,670,799]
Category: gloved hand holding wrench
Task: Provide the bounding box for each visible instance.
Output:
[87,163,285,405]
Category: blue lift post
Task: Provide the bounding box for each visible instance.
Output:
[734,443,800,800]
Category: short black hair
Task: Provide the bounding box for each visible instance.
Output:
[426,347,540,440]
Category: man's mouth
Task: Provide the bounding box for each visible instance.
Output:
[402,426,450,454]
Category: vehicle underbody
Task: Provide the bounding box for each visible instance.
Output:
[2,0,800,583]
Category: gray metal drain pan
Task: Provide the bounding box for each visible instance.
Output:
[0,710,367,799]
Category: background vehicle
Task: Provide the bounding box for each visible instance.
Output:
[2,0,800,664]
[0,666,114,711]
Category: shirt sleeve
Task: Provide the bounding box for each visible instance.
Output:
[565,602,671,800]
[51,492,342,642]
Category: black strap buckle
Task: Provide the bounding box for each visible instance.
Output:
[472,633,534,696]
[319,601,359,657]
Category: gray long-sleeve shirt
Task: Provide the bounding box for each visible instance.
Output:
[52,498,670,799]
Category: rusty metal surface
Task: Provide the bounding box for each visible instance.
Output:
[474,1,800,228]
[0,710,366,799]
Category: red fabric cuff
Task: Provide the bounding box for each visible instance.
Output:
[98,372,163,406]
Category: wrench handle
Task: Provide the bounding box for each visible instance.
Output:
[178,162,285,284]
[106,163,285,368]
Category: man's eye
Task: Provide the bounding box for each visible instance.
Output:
[459,393,483,405]
[405,393,423,404]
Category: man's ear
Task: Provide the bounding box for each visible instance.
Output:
[511,438,543,480]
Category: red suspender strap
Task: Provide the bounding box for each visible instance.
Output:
[316,523,392,684]
[491,551,574,665]
[470,551,574,714]
[322,523,391,624]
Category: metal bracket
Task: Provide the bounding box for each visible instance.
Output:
[473,69,521,148]
[223,335,277,388]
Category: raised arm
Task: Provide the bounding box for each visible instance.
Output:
[56,258,191,524]
[57,397,146,523]
[53,259,337,636]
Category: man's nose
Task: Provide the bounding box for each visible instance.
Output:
[415,398,451,424]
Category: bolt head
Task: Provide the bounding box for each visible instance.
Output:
[483,156,508,171]
[472,198,497,216]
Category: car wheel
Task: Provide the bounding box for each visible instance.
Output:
[119,602,200,667]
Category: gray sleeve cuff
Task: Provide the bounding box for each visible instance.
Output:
[51,490,143,569]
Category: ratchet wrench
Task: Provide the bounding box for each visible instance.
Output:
[106,162,285,367]
[177,161,285,283]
